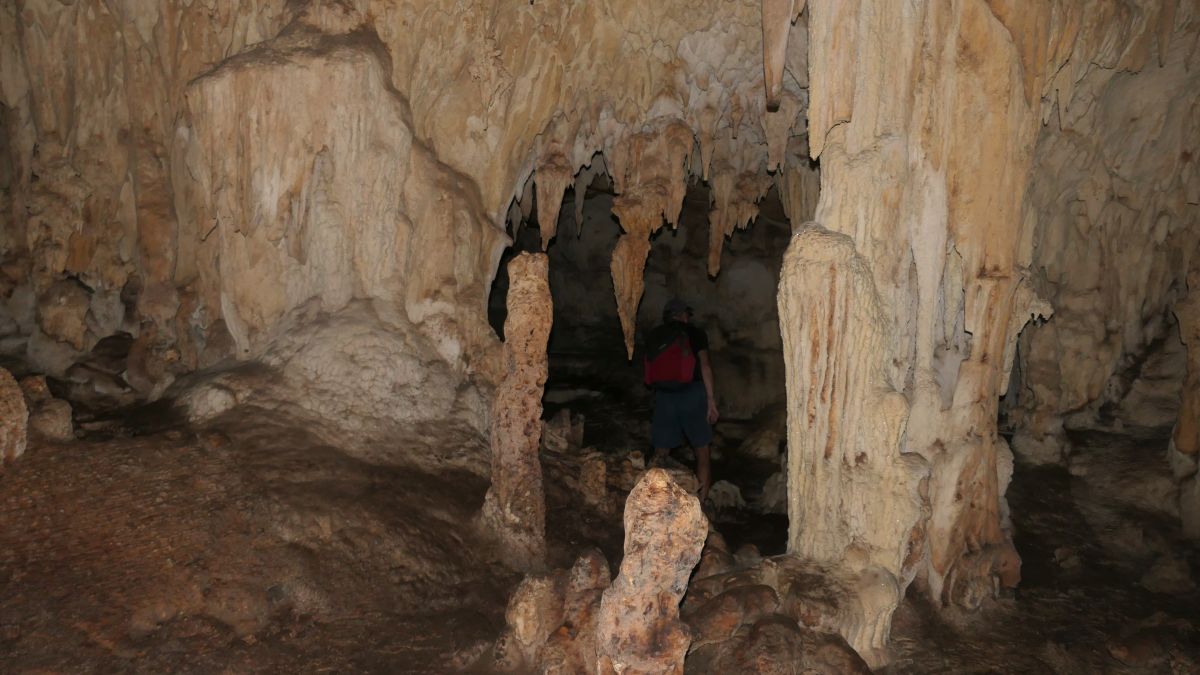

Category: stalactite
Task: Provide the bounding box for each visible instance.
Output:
[535,151,573,249]
[706,170,772,276]
[761,0,802,112]
[609,202,656,360]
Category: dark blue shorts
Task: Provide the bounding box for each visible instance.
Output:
[651,382,713,449]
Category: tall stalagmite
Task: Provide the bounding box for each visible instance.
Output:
[596,469,707,675]
[777,226,925,660]
[481,253,552,571]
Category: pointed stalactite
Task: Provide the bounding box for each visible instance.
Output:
[695,107,719,180]
[663,121,695,228]
[762,0,798,112]
[573,165,600,237]
[480,253,553,572]
[761,92,803,171]
[706,171,772,276]
[535,152,573,249]
[609,228,653,360]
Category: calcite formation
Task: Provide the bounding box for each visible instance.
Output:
[1009,3,1200,461]
[0,367,28,464]
[481,253,552,571]
[3,0,1200,665]
[596,469,708,675]
[19,374,73,442]
[776,226,925,658]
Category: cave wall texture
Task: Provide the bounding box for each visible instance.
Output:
[2,0,1199,662]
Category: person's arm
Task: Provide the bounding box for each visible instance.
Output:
[699,350,718,424]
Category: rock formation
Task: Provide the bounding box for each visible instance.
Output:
[3,0,1199,666]
[1008,3,1200,462]
[0,366,28,463]
[596,469,707,674]
[19,374,73,442]
[481,253,552,571]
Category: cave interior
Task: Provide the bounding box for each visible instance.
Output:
[1,1,1199,673]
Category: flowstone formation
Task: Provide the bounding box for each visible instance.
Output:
[1009,3,1200,465]
[481,253,553,571]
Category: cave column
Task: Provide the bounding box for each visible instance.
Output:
[481,253,552,571]
[785,0,1061,659]
[777,226,924,666]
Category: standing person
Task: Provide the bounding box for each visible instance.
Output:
[643,297,719,502]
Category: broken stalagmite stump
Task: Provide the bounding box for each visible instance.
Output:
[481,253,552,571]
[596,468,708,674]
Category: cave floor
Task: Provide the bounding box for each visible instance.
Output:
[886,429,1200,674]
[3,380,1199,673]
[0,404,523,673]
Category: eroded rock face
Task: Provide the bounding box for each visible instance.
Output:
[1009,4,1200,459]
[596,468,707,674]
[481,253,553,571]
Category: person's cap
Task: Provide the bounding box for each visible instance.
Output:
[664,298,692,316]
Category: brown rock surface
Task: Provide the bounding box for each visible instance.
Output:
[481,253,553,571]
[596,468,708,675]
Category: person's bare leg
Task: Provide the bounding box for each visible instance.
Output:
[653,448,670,466]
[695,445,711,502]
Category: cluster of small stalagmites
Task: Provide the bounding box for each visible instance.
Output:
[481,469,876,673]
[482,469,706,674]
[680,535,871,674]
[490,549,611,674]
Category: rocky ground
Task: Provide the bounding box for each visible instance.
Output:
[2,357,1198,673]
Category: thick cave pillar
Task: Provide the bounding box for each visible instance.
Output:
[481,253,552,571]
[789,0,1058,651]
[778,226,926,664]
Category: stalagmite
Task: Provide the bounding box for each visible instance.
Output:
[777,226,926,662]
[596,469,707,675]
[480,253,552,571]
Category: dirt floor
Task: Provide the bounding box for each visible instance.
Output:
[2,362,1198,672]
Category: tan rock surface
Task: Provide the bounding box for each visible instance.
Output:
[596,468,707,675]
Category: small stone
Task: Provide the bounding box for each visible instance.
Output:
[29,398,73,442]
[1140,555,1195,594]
